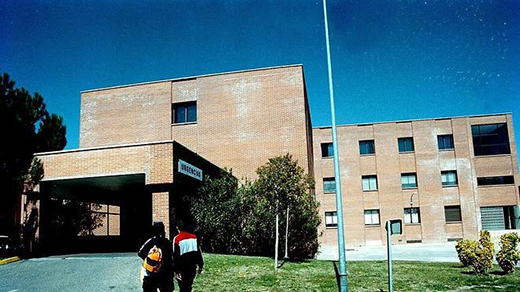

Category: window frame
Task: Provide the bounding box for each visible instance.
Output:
[404,207,421,224]
[172,101,197,124]
[362,175,378,191]
[401,173,418,189]
[325,211,338,228]
[323,177,336,194]
[444,205,462,223]
[477,176,515,186]
[438,134,454,151]
[364,209,380,226]
[441,170,458,187]
[359,140,376,156]
[321,142,334,158]
[398,137,415,153]
[471,123,511,156]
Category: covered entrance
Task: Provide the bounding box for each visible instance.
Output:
[39,173,153,253]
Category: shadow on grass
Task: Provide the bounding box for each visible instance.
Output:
[490,270,509,276]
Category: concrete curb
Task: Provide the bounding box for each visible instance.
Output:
[0,256,21,265]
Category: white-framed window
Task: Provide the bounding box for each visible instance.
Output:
[362,175,378,191]
[404,207,421,224]
[325,211,338,228]
[401,173,417,189]
[441,171,458,186]
[364,209,380,226]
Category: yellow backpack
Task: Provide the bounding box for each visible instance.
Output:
[143,245,163,274]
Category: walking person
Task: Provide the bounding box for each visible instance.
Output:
[173,220,204,292]
[138,221,175,292]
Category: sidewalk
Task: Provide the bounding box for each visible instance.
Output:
[317,242,459,262]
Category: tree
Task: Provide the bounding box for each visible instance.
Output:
[191,154,321,258]
[0,72,67,238]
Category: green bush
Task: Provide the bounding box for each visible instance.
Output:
[471,230,495,275]
[456,239,478,267]
[455,230,495,275]
[190,154,321,258]
[496,232,520,274]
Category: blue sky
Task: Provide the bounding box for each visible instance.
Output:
[1,0,519,150]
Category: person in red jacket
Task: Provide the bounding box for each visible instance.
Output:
[173,220,204,292]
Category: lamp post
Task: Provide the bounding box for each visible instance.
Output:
[322,0,348,291]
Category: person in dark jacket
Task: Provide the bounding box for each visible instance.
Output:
[138,221,175,292]
[173,221,204,292]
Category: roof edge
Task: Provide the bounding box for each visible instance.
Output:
[81,64,304,94]
[313,112,513,129]
[35,140,175,156]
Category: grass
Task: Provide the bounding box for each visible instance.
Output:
[193,253,520,292]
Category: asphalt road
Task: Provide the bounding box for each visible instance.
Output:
[0,253,143,292]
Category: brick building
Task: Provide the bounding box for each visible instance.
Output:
[314,114,520,252]
[24,64,519,253]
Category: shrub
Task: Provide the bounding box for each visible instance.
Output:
[456,239,478,267]
[471,230,495,275]
[455,230,495,275]
[496,232,520,274]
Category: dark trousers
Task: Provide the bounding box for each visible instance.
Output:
[143,276,174,292]
[176,270,196,292]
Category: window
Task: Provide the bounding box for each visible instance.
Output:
[321,143,334,158]
[441,171,458,186]
[401,173,418,189]
[477,176,514,186]
[325,211,338,227]
[323,177,336,193]
[471,123,511,156]
[359,140,375,155]
[364,210,380,226]
[481,206,516,230]
[362,175,378,191]
[438,135,454,150]
[404,207,421,224]
[398,137,414,153]
[173,101,197,124]
[444,206,462,222]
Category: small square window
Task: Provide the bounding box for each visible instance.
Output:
[325,211,338,227]
[401,173,417,189]
[364,210,380,226]
[438,135,454,150]
[362,175,378,191]
[404,207,421,224]
[359,140,375,155]
[323,177,336,193]
[173,101,197,124]
[398,137,414,153]
[441,171,458,186]
[321,143,334,158]
[445,206,462,222]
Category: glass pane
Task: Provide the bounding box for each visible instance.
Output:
[362,178,370,190]
[365,212,371,224]
[187,104,197,122]
[175,106,186,123]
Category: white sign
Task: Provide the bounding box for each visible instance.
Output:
[178,159,203,181]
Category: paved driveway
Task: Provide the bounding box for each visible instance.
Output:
[0,253,142,292]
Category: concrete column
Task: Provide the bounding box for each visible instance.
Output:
[152,191,170,237]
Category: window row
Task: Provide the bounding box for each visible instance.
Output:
[321,135,454,158]
[321,123,511,158]
[325,206,459,228]
[322,171,459,193]
[323,172,514,193]
[325,205,517,230]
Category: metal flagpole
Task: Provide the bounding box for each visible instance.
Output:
[322,0,348,291]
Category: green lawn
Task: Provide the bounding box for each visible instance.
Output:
[193,253,520,292]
